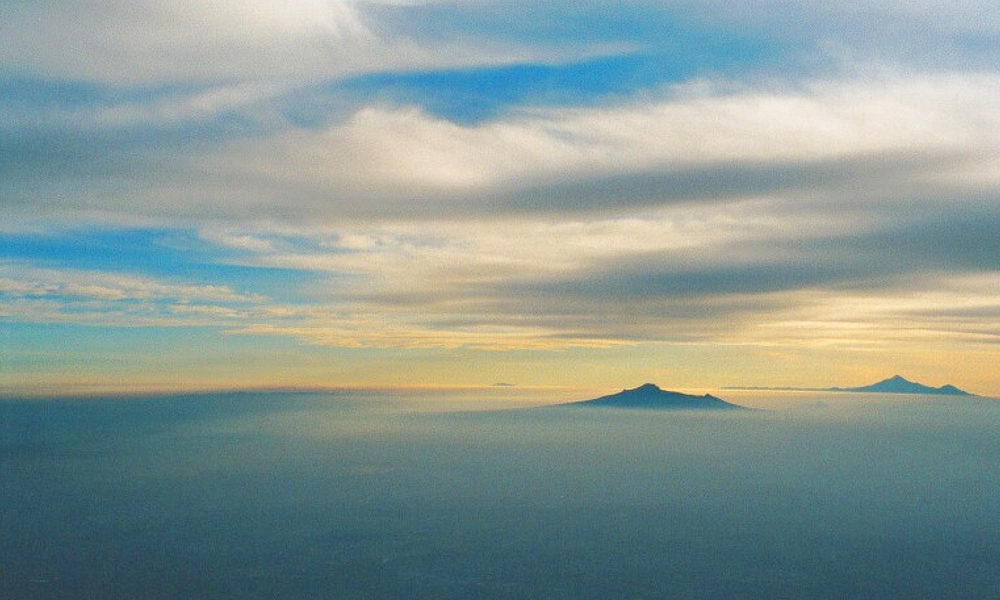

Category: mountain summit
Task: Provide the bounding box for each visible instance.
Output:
[832,375,973,396]
[566,383,743,410]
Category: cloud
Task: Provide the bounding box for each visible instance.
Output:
[4,198,1000,352]
[211,201,1000,349]
[0,265,255,303]
[6,72,999,225]
[0,0,615,85]
[3,0,1000,370]
[0,260,281,331]
[0,1,373,83]
[243,73,998,214]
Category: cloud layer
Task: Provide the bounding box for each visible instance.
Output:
[3,0,1000,392]
[6,73,1000,223]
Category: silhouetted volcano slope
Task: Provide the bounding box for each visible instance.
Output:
[832,375,973,396]
[566,383,744,409]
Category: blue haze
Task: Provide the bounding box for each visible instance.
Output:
[3,391,1000,599]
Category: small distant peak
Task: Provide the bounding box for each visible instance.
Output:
[633,383,661,392]
[938,384,973,396]
[887,374,909,382]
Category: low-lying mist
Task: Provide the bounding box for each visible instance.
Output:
[3,390,999,599]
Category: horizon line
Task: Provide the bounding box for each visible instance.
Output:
[0,382,595,402]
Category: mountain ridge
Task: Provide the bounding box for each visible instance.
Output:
[830,375,973,396]
[564,383,745,410]
[726,375,974,396]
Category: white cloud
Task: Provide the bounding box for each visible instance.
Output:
[8,71,999,234]
[149,72,1000,220]
[754,274,1000,349]
[0,264,257,303]
[0,0,606,84]
[1,0,365,82]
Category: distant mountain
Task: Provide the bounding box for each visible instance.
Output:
[565,383,744,410]
[831,375,973,396]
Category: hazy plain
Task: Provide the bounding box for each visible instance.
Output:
[3,388,999,599]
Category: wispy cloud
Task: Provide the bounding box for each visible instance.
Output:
[0,0,617,85]
[0,262,262,327]
[6,73,998,225]
[9,198,995,353]
[0,264,257,303]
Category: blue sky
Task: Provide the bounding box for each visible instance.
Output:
[3,0,1000,395]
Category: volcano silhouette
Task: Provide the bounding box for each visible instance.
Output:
[566,383,744,410]
[831,375,973,396]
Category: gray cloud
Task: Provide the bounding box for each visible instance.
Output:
[5,72,998,227]
[506,206,1000,303]
[416,294,799,343]
[238,204,996,347]
[485,151,973,217]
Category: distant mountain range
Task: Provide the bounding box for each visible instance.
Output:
[565,383,745,410]
[727,375,974,397]
[829,375,973,396]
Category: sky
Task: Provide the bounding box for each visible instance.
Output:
[2,0,1000,396]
